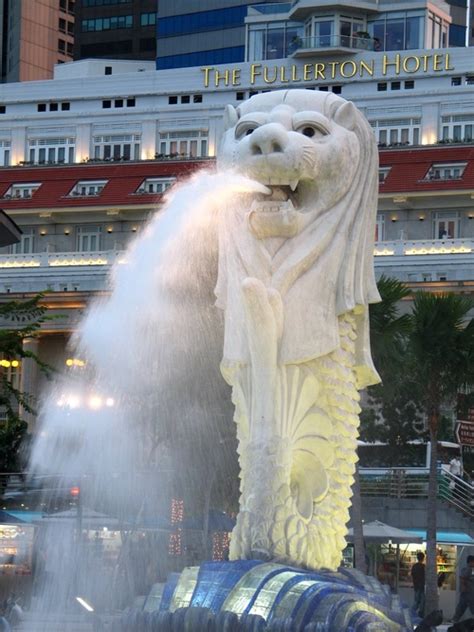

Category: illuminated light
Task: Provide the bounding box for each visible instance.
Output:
[131,227,137,232]
[64,229,70,235]
[66,358,74,366]
[0,261,40,268]
[391,217,398,223]
[11,360,19,368]
[66,395,81,409]
[374,249,395,256]
[0,360,11,368]
[405,247,472,256]
[88,395,103,410]
[418,216,425,221]
[107,227,113,233]
[76,597,94,613]
[49,259,108,267]
[105,398,114,407]
[70,486,80,498]
[40,230,47,236]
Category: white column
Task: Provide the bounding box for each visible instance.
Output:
[20,337,40,433]
[141,119,158,160]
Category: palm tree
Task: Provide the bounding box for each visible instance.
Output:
[352,276,412,572]
[409,292,474,613]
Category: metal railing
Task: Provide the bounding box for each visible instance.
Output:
[292,34,377,52]
[360,467,474,519]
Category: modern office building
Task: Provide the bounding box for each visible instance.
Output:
[73,0,157,61]
[0,0,75,83]
[155,0,472,69]
[0,0,472,425]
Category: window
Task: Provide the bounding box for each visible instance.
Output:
[126,98,135,107]
[377,82,387,91]
[67,42,73,56]
[441,115,474,142]
[236,92,245,101]
[0,106,6,114]
[28,137,75,164]
[372,117,420,146]
[135,178,176,195]
[375,215,385,242]
[114,99,123,108]
[466,76,474,85]
[59,0,67,9]
[140,12,156,27]
[0,140,10,166]
[61,102,70,111]
[367,12,423,51]
[10,228,35,254]
[58,39,66,53]
[451,76,462,86]
[158,130,208,158]
[59,18,66,32]
[433,212,460,239]
[425,163,467,181]
[82,15,132,31]
[168,96,178,105]
[332,85,342,94]
[93,134,140,161]
[247,20,303,61]
[391,81,401,90]
[404,80,415,89]
[193,94,203,103]
[49,102,59,112]
[105,66,112,75]
[102,100,112,109]
[378,168,391,183]
[77,226,102,252]
[70,181,107,197]
[181,95,190,104]
[37,103,47,112]
[4,183,41,199]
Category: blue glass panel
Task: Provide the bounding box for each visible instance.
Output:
[156,47,245,70]
[158,7,248,37]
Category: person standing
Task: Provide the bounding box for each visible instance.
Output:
[452,555,474,623]
[411,551,426,618]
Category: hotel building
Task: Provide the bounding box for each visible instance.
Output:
[0,0,472,425]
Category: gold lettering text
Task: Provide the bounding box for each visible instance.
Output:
[232,69,241,85]
[291,65,300,81]
[303,64,313,81]
[359,59,374,76]
[340,60,357,78]
[280,66,289,83]
[382,54,401,75]
[201,66,213,88]
[420,54,431,71]
[329,61,339,79]
[250,64,262,84]
[445,53,454,70]
[433,53,443,71]
[263,66,278,83]
[214,69,230,86]
[314,63,326,80]
[402,55,420,73]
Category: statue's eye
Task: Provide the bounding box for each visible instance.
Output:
[235,123,259,140]
[296,124,328,139]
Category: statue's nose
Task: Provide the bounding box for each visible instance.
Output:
[250,124,288,156]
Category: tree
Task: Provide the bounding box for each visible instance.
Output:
[0,295,51,474]
[354,276,415,571]
[409,292,474,613]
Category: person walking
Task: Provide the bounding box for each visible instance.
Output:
[452,555,474,623]
[411,551,426,618]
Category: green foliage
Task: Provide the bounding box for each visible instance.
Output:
[0,295,52,472]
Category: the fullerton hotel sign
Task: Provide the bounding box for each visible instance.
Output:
[200,52,454,88]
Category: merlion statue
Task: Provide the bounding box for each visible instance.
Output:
[216,89,380,571]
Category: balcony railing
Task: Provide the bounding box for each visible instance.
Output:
[0,250,125,270]
[360,467,474,519]
[374,238,474,258]
[291,34,377,53]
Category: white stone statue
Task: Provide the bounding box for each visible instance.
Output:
[216,89,380,570]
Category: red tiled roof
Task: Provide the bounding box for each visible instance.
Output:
[379,145,474,193]
[0,159,212,210]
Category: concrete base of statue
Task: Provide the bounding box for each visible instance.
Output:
[120,560,414,631]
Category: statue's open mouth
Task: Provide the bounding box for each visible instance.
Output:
[252,182,300,213]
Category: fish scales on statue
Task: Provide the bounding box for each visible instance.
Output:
[215,89,381,570]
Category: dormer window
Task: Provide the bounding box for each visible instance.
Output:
[69,180,108,197]
[424,163,467,181]
[135,178,176,195]
[379,167,391,183]
[3,183,41,199]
